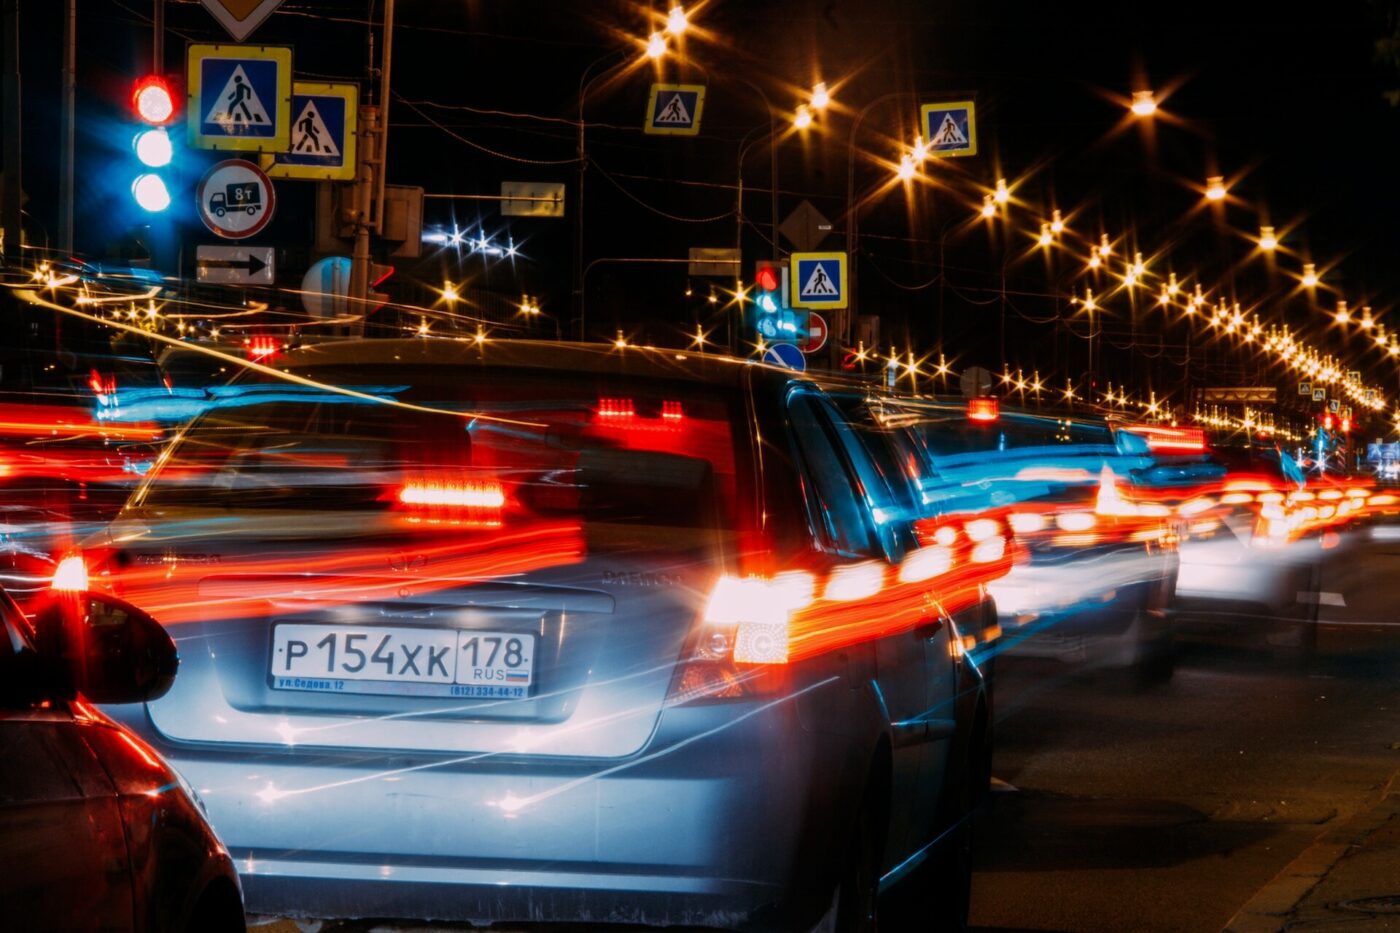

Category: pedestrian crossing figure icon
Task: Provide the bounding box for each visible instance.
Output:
[930,113,967,147]
[206,65,271,128]
[801,262,837,298]
[291,101,339,156]
[656,94,691,125]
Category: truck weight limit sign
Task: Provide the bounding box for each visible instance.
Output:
[197,159,276,239]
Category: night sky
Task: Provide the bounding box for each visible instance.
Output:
[11,0,1400,406]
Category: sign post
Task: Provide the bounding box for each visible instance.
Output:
[199,0,286,42]
[196,245,274,284]
[919,100,978,158]
[645,83,705,136]
[790,252,849,310]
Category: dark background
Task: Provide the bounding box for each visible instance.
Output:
[9,0,1400,411]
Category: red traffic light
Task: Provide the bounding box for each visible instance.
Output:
[755,265,779,293]
[133,75,176,125]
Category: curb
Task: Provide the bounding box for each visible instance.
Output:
[1223,770,1400,933]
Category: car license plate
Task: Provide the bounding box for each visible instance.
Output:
[270,624,536,699]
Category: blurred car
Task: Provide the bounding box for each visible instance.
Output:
[77,339,1009,930]
[860,395,1178,686]
[0,584,243,932]
[1146,434,1371,659]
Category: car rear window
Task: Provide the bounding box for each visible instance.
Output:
[131,366,747,535]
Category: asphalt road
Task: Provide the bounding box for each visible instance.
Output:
[971,524,1400,933]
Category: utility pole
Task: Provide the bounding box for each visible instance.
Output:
[58,0,76,253]
[349,0,393,324]
[2,0,22,260]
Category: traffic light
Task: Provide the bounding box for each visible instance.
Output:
[130,75,178,212]
[753,260,781,314]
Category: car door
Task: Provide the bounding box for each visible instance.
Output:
[785,390,951,865]
[0,595,135,932]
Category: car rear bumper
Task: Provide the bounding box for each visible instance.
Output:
[120,687,863,928]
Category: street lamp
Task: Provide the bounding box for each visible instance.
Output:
[1301,262,1319,288]
[993,177,1010,205]
[1205,175,1227,201]
[897,153,916,181]
[793,104,813,130]
[666,5,688,35]
[646,31,667,59]
[1336,300,1350,324]
[980,194,996,218]
[1050,209,1065,235]
[811,82,830,110]
[1259,225,1278,251]
[1130,89,1157,117]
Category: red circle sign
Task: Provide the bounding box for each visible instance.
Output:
[801,312,829,354]
[196,159,276,239]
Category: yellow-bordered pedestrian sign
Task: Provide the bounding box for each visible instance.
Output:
[187,43,293,152]
[790,252,848,310]
[263,82,358,181]
[645,83,705,136]
[919,100,977,158]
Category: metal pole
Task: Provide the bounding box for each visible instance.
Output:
[2,0,22,260]
[371,0,393,235]
[153,0,163,72]
[58,0,75,254]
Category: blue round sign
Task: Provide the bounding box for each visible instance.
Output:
[762,342,806,372]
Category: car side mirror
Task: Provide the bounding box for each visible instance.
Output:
[34,593,178,704]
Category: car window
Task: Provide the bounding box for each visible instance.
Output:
[786,392,880,559]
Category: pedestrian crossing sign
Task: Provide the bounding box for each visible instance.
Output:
[264,82,358,181]
[790,251,848,310]
[919,100,978,158]
[645,83,705,136]
[188,43,293,152]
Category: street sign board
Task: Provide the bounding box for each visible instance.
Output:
[790,251,848,309]
[763,342,806,372]
[501,181,565,218]
[1299,382,1312,395]
[779,200,833,252]
[801,312,828,353]
[645,83,705,136]
[199,0,285,42]
[919,100,978,158]
[688,247,739,277]
[196,159,276,239]
[264,82,357,180]
[1313,388,1326,402]
[1329,399,1341,413]
[196,245,274,284]
[188,44,293,152]
[1349,370,1362,382]
[1200,387,1276,403]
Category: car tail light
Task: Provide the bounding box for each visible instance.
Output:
[967,397,998,422]
[395,480,505,527]
[1122,424,1206,452]
[51,555,89,592]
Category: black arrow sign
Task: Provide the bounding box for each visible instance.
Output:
[201,254,267,276]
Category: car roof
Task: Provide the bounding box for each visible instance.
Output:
[271,338,802,391]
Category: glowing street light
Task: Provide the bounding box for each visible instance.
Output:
[1050,209,1065,234]
[1130,89,1157,116]
[897,153,916,181]
[1167,272,1180,295]
[1038,223,1052,247]
[980,194,996,218]
[1301,262,1319,288]
[1205,176,1227,201]
[1336,300,1350,324]
[811,81,830,110]
[646,31,667,59]
[1259,225,1278,251]
[1099,233,1112,256]
[1123,260,1138,288]
[1088,248,1102,270]
[666,5,688,35]
[993,178,1010,204]
[911,135,928,161]
[1132,251,1146,276]
[1361,306,1375,330]
[442,281,460,303]
[793,104,813,130]
[1158,285,1171,306]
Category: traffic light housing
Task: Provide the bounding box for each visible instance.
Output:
[130,75,179,212]
[754,260,781,314]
